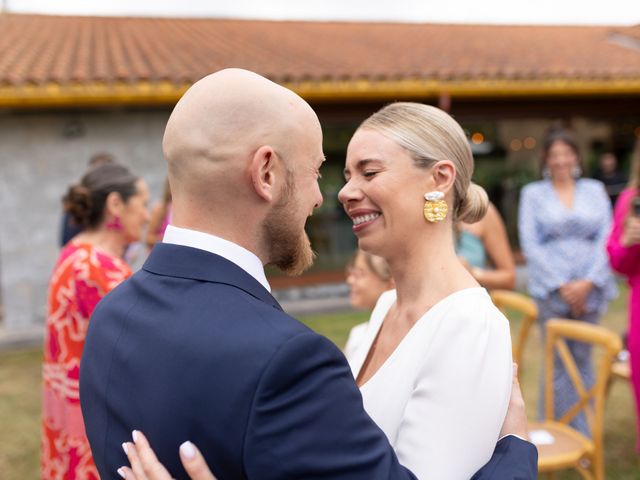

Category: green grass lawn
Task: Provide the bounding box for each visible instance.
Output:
[1,294,639,479]
[0,348,42,480]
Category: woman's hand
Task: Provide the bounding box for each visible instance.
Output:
[622,216,640,247]
[559,279,593,317]
[500,364,528,440]
[119,431,217,480]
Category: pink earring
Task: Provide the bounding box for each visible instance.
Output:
[106,216,123,231]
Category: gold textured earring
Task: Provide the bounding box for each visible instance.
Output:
[423,191,448,222]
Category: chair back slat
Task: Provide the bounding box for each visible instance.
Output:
[490,290,538,371]
[556,338,588,398]
[544,319,622,438]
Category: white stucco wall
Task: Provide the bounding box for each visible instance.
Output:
[0,109,171,332]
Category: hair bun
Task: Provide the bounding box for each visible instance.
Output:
[63,184,92,227]
[456,182,489,224]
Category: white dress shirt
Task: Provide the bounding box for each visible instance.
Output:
[162,225,271,292]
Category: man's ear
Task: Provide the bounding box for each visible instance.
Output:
[249,145,279,202]
[430,160,456,194]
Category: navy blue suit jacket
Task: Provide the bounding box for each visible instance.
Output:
[80,243,537,479]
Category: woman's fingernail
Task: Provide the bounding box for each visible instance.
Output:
[180,441,196,459]
[132,430,140,443]
[122,442,128,455]
[117,467,126,478]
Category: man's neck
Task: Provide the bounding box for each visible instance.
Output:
[162,225,272,292]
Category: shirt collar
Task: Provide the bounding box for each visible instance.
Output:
[162,225,271,292]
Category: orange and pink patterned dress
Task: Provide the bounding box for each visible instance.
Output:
[42,241,131,480]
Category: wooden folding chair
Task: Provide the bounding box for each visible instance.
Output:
[606,351,631,398]
[490,289,538,373]
[611,355,631,382]
[529,319,622,480]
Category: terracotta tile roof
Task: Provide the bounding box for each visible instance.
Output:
[0,14,639,107]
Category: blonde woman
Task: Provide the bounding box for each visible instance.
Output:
[338,103,513,478]
[344,250,395,359]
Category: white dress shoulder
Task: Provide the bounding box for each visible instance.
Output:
[347,288,513,480]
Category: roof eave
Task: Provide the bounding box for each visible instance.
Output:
[1,78,640,109]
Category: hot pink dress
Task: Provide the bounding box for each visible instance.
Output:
[606,187,640,451]
[41,241,131,479]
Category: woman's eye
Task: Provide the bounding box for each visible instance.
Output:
[363,171,377,178]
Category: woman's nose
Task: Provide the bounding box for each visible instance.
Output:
[338,179,359,206]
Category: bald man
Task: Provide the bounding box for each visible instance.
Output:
[80,69,536,480]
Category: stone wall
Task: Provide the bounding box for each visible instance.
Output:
[0,109,171,332]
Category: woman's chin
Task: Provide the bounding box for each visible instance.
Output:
[350,295,364,310]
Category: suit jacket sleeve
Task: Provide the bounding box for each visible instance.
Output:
[470,436,538,480]
[243,331,417,480]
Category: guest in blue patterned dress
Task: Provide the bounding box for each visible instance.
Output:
[518,128,616,436]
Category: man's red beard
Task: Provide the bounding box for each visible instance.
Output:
[263,182,316,276]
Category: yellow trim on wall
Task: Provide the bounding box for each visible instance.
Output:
[289,78,640,101]
[0,81,190,108]
[1,78,640,108]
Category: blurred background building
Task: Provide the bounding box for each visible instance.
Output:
[1,13,640,333]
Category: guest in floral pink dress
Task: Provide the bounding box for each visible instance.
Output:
[42,162,150,479]
[607,140,640,453]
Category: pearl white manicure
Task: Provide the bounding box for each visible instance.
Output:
[180,441,196,459]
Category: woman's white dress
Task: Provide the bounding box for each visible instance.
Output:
[346,287,513,480]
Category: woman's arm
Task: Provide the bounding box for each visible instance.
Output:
[473,203,516,290]
[517,184,565,294]
[607,188,640,276]
[584,182,615,287]
[559,182,614,315]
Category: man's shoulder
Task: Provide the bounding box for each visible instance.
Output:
[94,266,316,354]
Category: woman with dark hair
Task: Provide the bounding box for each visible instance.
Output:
[518,128,616,436]
[59,152,116,246]
[42,163,150,479]
[606,139,640,453]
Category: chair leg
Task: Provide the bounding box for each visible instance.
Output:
[605,374,614,399]
[576,463,595,480]
[592,453,604,480]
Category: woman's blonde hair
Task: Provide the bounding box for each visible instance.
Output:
[347,250,392,282]
[358,102,488,223]
[362,251,392,281]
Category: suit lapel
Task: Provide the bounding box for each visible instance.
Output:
[142,243,283,311]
